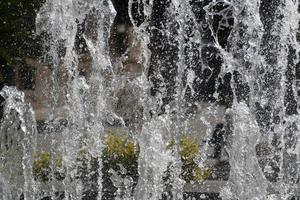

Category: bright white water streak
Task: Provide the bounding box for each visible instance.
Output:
[221,0,300,199]
[36,0,116,199]
[1,0,300,199]
[0,86,37,200]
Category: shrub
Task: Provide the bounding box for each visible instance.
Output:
[168,135,211,182]
[32,152,65,182]
[102,132,139,177]
[102,132,211,182]
[32,133,210,184]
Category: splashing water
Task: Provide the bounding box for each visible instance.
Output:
[1,0,300,200]
[0,86,37,200]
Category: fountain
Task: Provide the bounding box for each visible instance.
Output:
[0,0,300,199]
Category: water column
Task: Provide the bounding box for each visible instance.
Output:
[132,0,232,199]
[273,0,300,197]
[0,87,38,200]
[131,1,178,199]
[131,0,215,199]
[218,0,268,199]
[221,0,300,199]
[82,1,116,199]
[36,0,116,199]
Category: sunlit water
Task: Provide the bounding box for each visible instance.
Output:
[1,0,300,199]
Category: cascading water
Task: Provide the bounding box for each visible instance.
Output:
[1,0,300,200]
[0,87,37,200]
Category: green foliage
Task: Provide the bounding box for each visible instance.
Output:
[102,132,211,182]
[104,133,137,159]
[102,132,139,175]
[167,135,211,182]
[32,133,210,184]
[32,152,51,182]
[32,152,65,182]
[179,135,199,160]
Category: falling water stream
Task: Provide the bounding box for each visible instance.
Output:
[1,0,300,199]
